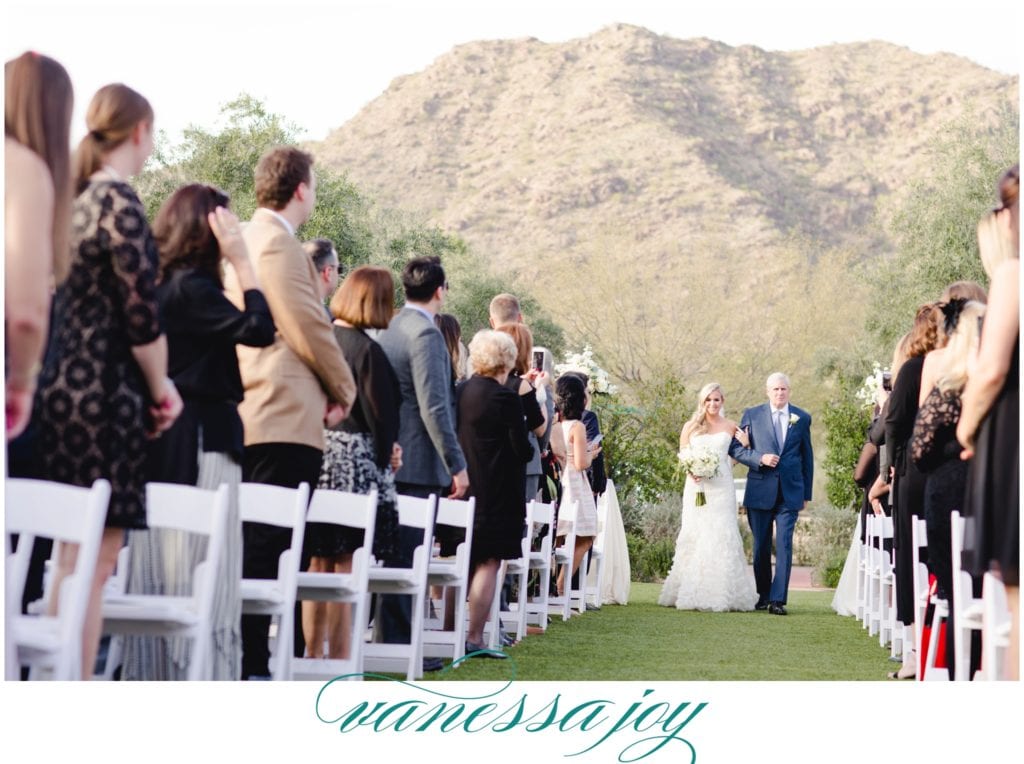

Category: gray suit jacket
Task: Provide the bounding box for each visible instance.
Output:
[378,306,466,487]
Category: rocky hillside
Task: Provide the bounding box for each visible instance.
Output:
[313,24,1017,395]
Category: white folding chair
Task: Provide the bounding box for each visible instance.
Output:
[980,571,1011,681]
[497,501,536,645]
[854,514,869,623]
[481,500,533,650]
[921,592,950,681]
[950,511,983,681]
[93,545,131,680]
[362,493,436,680]
[6,478,110,680]
[423,496,475,663]
[911,515,930,675]
[291,488,377,682]
[585,492,609,609]
[522,500,556,633]
[548,500,582,621]
[101,483,229,681]
[875,515,896,647]
[238,482,309,681]
[863,514,880,632]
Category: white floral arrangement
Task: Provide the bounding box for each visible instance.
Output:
[855,363,888,409]
[554,345,618,395]
[678,444,720,506]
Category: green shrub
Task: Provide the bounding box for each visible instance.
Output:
[804,505,858,588]
[627,533,676,583]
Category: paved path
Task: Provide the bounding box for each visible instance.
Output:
[776,565,828,591]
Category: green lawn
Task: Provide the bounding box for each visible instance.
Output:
[420,583,893,681]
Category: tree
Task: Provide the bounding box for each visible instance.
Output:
[136,94,564,352]
[869,106,1020,348]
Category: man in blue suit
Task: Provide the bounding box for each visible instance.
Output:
[729,373,814,615]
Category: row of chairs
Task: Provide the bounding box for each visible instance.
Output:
[854,510,1012,681]
[6,477,608,681]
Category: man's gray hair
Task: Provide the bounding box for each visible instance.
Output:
[766,372,791,388]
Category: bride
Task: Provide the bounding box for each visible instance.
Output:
[659,382,758,611]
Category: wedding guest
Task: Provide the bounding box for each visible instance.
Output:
[561,371,607,500]
[530,346,557,501]
[36,83,183,679]
[551,374,601,596]
[488,292,523,328]
[120,184,275,680]
[303,237,341,312]
[495,322,549,497]
[867,334,911,525]
[224,145,357,679]
[4,52,73,442]
[917,281,987,406]
[435,312,469,383]
[377,255,467,673]
[457,330,533,656]
[304,266,402,661]
[884,301,942,679]
[958,164,1019,679]
[5,52,74,627]
[911,299,985,680]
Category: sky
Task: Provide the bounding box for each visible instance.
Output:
[3,0,1020,146]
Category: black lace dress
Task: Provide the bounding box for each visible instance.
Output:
[35,180,162,528]
[911,386,967,602]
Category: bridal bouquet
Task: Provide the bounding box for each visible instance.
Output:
[678,445,720,507]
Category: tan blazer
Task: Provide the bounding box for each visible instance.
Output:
[225,209,355,450]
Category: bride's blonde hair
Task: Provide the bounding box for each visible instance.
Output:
[686,382,724,437]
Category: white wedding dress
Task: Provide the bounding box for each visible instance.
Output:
[658,431,758,611]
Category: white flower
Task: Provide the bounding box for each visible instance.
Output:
[554,344,618,395]
[789,413,799,426]
[678,444,720,479]
[854,363,887,409]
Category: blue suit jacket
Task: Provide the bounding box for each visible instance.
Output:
[377,307,466,487]
[729,403,814,511]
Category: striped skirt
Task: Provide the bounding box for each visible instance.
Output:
[120,449,243,680]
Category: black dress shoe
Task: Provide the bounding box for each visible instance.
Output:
[755,600,769,610]
[465,641,509,659]
[768,602,787,615]
[423,657,445,672]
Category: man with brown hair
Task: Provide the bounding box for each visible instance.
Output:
[225,145,356,679]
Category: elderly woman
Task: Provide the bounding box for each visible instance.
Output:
[457,330,533,656]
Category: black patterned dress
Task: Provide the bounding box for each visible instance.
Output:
[309,325,400,561]
[35,179,162,528]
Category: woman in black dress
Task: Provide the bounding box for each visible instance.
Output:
[36,84,183,679]
[303,265,402,661]
[121,184,276,680]
[911,299,986,680]
[958,165,1019,679]
[884,302,942,679]
[457,330,533,655]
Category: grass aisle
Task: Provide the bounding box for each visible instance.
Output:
[424,584,893,681]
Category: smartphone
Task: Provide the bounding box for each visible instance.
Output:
[532,350,544,371]
[882,371,892,392]
[589,433,604,447]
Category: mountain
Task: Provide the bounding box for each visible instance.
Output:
[312,24,1017,395]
